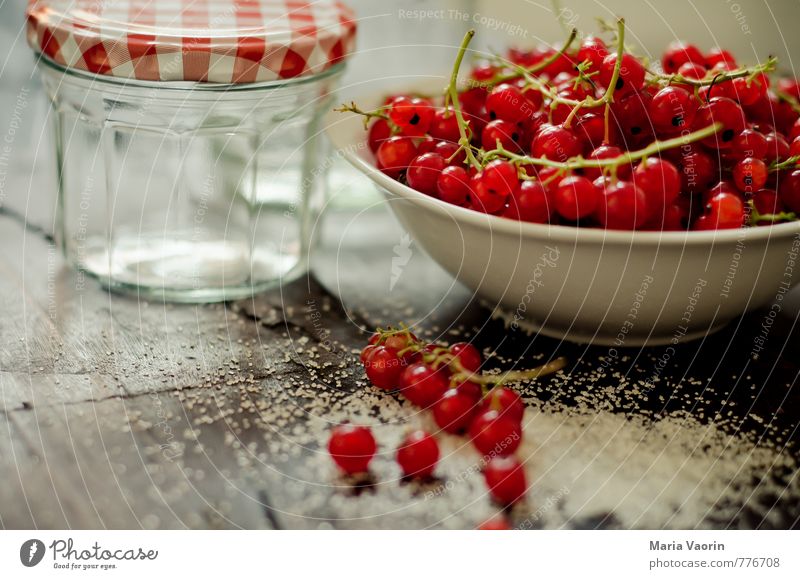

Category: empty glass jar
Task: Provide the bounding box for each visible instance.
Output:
[27,0,356,302]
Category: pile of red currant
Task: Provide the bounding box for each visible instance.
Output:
[328,326,566,519]
[343,20,800,231]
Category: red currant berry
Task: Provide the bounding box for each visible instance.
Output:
[399,362,450,408]
[633,157,681,211]
[676,61,707,81]
[437,165,471,206]
[599,53,645,96]
[575,113,607,151]
[481,119,524,152]
[532,124,581,162]
[753,188,782,215]
[365,346,406,390]
[484,456,527,505]
[730,129,767,160]
[434,140,466,166]
[693,96,746,149]
[790,136,800,160]
[780,170,800,213]
[449,342,482,373]
[470,160,518,214]
[698,191,746,229]
[555,175,598,221]
[733,157,768,193]
[583,145,627,181]
[433,389,478,434]
[577,35,608,72]
[705,47,737,69]
[360,344,376,365]
[674,150,716,193]
[406,153,447,196]
[469,409,522,457]
[396,430,439,478]
[328,424,376,474]
[388,96,434,136]
[429,108,461,142]
[611,90,654,145]
[506,179,553,223]
[731,76,764,106]
[790,118,800,142]
[662,41,704,73]
[596,179,648,230]
[486,83,532,124]
[649,86,697,135]
[765,132,790,165]
[376,136,418,178]
[368,118,391,153]
[480,387,525,423]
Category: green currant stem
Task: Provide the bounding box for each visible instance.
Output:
[650,56,777,88]
[334,102,391,129]
[482,121,723,171]
[447,29,483,170]
[770,155,800,172]
[451,357,567,387]
[747,200,797,225]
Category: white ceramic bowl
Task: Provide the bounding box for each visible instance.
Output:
[326,99,800,346]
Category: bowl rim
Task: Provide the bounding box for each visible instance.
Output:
[326,100,800,247]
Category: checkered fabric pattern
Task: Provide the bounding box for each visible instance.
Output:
[26,0,357,83]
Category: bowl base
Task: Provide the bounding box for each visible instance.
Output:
[490,307,732,347]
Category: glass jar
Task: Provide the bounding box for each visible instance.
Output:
[27,0,355,302]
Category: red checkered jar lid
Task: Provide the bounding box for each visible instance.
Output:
[26,0,357,83]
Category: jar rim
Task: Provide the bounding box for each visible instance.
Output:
[36,52,345,92]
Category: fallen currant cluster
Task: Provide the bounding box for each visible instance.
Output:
[328,326,566,516]
[340,19,800,230]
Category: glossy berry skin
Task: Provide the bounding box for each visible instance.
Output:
[675,150,716,193]
[780,170,800,213]
[764,132,790,165]
[365,346,406,390]
[633,158,681,212]
[599,52,645,96]
[368,118,391,153]
[730,129,768,160]
[433,389,478,434]
[753,189,782,216]
[577,35,608,72]
[486,83,532,123]
[396,430,439,478]
[555,175,598,221]
[612,90,654,146]
[437,166,471,206]
[583,145,627,181]
[693,97,746,149]
[596,180,648,230]
[388,96,434,136]
[705,47,737,69]
[469,409,522,457]
[449,342,482,373]
[677,61,707,81]
[360,344,375,365]
[733,157,768,193]
[481,119,523,152]
[532,124,581,162]
[649,86,697,135]
[696,192,745,230]
[506,179,553,223]
[480,387,525,423]
[376,136,418,178]
[470,160,518,214]
[575,113,607,151]
[328,425,376,474]
[406,153,446,196]
[399,362,450,408]
[484,456,527,505]
[661,41,704,73]
[429,109,461,142]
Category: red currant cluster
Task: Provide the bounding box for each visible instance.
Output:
[344,21,800,231]
[328,327,566,512]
